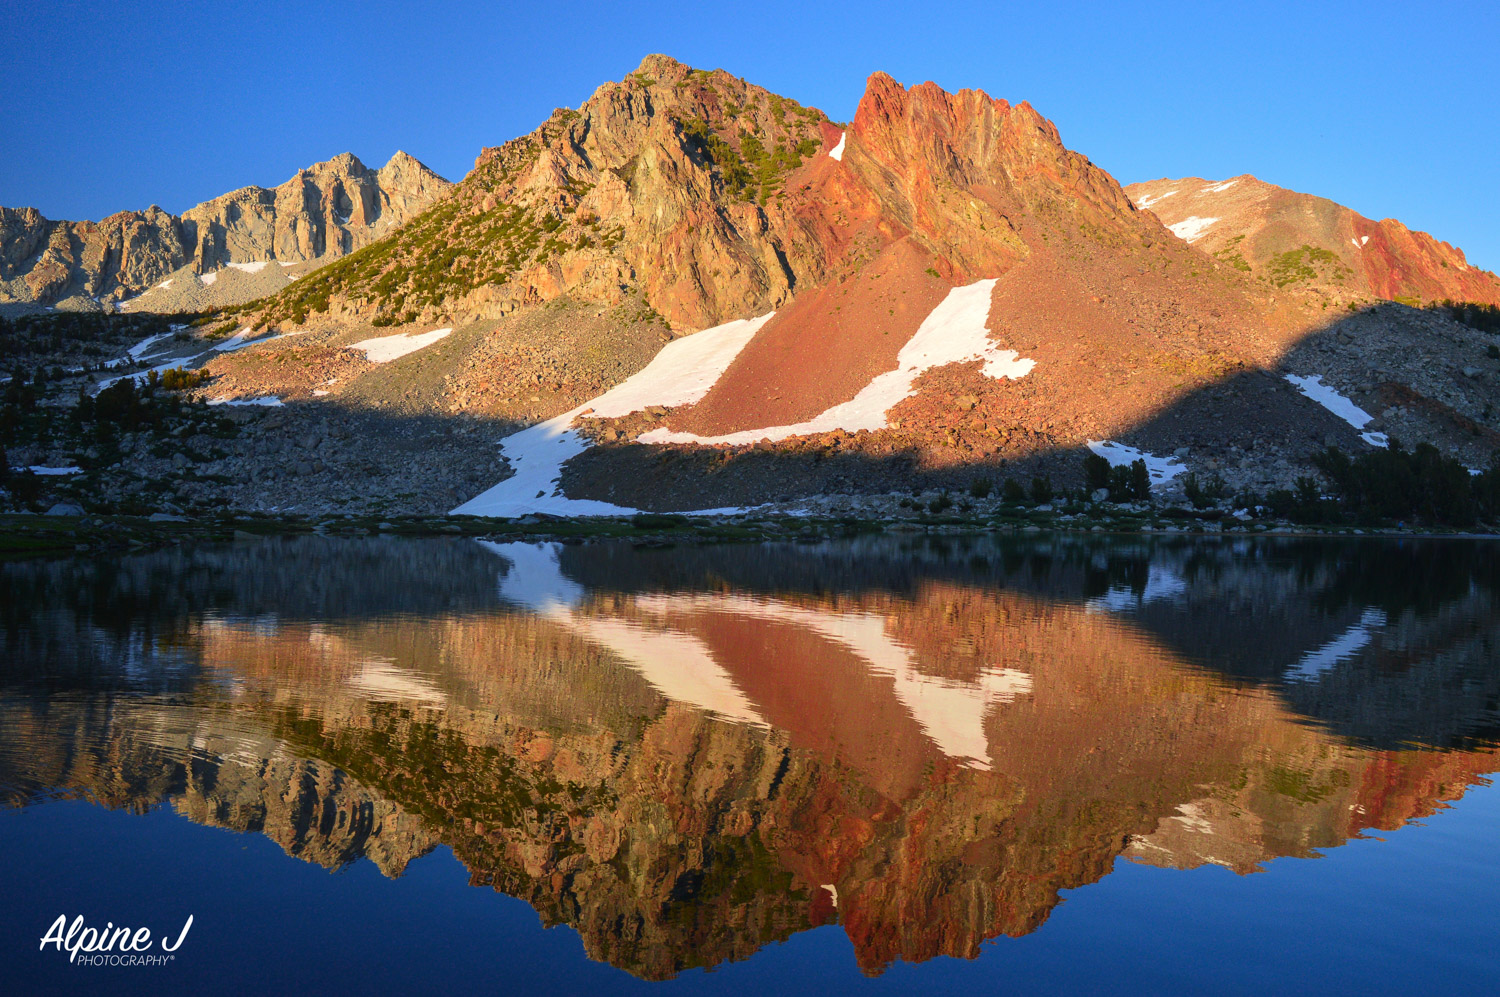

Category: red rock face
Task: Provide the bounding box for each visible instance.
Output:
[654,69,1275,441]
[1359,215,1500,304]
[1126,174,1500,306]
[848,72,1143,277]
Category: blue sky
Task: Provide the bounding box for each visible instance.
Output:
[4,1,1497,271]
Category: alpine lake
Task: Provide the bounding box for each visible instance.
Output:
[2,531,1497,995]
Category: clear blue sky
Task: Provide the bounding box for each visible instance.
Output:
[4,1,1496,272]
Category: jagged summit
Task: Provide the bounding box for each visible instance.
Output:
[0,151,453,309]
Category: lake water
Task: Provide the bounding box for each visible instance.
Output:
[2,534,1497,995]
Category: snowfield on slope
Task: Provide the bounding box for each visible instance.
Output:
[208,396,284,407]
[641,279,1031,447]
[454,280,1031,518]
[19,465,83,476]
[1167,216,1219,242]
[1284,373,1389,446]
[452,314,774,517]
[349,328,453,363]
[829,132,846,160]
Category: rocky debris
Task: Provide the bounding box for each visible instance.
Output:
[0,152,453,308]
[80,405,510,517]
[115,257,320,314]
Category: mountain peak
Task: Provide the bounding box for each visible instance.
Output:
[634,53,690,79]
[1124,174,1500,305]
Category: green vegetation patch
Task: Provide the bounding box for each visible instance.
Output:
[1266,244,1350,287]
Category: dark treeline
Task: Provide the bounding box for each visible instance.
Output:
[1428,299,1500,337]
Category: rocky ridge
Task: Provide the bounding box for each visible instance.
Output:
[0,151,452,311]
[1125,174,1500,307]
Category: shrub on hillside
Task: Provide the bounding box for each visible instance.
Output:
[8,469,41,506]
[161,367,210,391]
[1105,459,1151,503]
[1029,476,1054,505]
[1312,442,1482,525]
[1183,471,1226,509]
[1083,453,1110,493]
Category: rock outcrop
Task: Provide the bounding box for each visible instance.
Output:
[0,151,452,308]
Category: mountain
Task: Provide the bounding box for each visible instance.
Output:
[7,56,1500,519]
[1125,174,1500,306]
[0,151,452,311]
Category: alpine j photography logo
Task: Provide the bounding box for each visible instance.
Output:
[39,914,194,967]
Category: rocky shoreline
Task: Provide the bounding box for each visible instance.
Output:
[5,502,1495,561]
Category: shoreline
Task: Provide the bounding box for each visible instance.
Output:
[3,508,1496,559]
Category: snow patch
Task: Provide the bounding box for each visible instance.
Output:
[213,328,258,352]
[1361,235,1369,246]
[95,357,197,391]
[452,313,774,518]
[156,279,173,290]
[1168,216,1219,242]
[199,271,219,286]
[1284,373,1388,447]
[829,132,846,161]
[21,465,83,476]
[127,331,175,360]
[226,261,268,274]
[348,328,453,363]
[1085,440,1186,486]
[642,279,1030,447]
[312,389,331,397]
[208,396,284,407]
[1136,190,1177,209]
[1203,179,1239,193]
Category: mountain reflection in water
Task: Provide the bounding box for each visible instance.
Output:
[2,535,1497,980]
